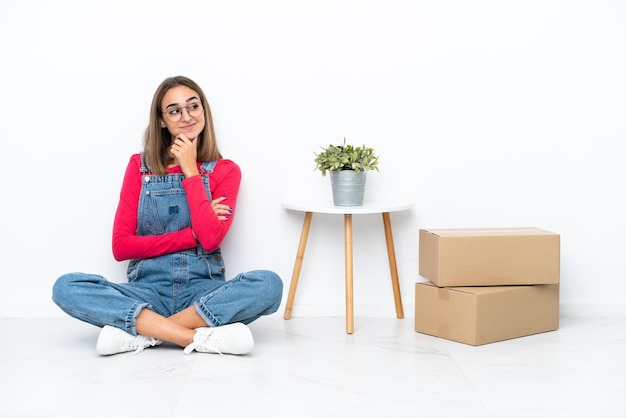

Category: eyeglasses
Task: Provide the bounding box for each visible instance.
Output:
[162,102,203,122]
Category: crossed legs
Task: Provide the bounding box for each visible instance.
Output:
[136,306,206,347]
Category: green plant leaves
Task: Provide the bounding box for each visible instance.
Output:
[313,137,379,176]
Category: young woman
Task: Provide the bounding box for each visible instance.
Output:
[52,76,283,356]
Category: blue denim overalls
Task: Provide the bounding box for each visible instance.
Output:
[52,157,282,336]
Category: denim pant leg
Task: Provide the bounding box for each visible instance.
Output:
[191,270,283,327]
[52,272,169,336]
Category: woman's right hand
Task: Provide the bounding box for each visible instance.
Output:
[170,134,199,178]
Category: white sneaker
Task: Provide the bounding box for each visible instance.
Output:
[96,325,162,355]
[183,323,254,355]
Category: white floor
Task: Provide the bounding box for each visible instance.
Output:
[1,312,625,418]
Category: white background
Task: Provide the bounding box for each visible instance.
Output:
[1,0,624,319]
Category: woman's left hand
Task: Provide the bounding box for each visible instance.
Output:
[210,196,232,221]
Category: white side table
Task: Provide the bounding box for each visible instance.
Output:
[281,200,413,333]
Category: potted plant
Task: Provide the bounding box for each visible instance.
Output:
[314,137,379,206]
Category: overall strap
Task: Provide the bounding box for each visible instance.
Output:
[200,160,218,174]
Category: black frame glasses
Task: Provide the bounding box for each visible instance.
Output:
[162,102,203,122]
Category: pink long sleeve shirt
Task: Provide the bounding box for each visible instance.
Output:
[112,154,241,261]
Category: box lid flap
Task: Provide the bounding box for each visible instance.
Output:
[421,227,557,237]
[419,281,531,296]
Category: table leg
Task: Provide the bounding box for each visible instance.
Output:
[283,211,313,320]
[382,212,404,319]
[344,213,354,334]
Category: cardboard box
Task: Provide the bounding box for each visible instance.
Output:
[414,282,559,345]
[419,227,560,287]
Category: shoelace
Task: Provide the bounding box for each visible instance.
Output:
[183,329,224,356]
[128,336,160,355]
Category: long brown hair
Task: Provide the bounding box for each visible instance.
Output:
[143,76,222,175]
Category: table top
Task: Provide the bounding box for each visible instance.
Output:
[281,200,413,215]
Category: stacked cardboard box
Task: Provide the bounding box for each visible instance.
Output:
[415,227,560,345]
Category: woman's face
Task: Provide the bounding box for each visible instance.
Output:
[160,85,205,141]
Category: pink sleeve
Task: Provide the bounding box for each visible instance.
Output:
[111,154,197,261]
[183,159,242,252]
